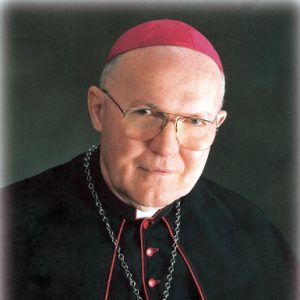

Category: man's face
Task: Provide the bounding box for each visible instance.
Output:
[88,46,226,210]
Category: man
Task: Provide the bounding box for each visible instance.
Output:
[3,19,296,300]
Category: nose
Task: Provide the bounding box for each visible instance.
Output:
[148,120,180,157]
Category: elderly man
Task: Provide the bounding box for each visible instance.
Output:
[3,20,296,300]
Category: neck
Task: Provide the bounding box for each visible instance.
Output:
[99,156,164,212]
[107,183,163,211]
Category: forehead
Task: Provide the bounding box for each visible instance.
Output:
[106,46,224,114]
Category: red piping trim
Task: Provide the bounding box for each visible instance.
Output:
[140,219,150,300]
[162,216,206,300]
[104,219,126,300]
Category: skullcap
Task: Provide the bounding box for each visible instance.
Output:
[105,19,223,72]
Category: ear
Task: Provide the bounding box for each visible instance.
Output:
[87,86,106,132]
[216,110,227,128]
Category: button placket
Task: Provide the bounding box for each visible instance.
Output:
[140,218,154,299]
[140,218,162,297]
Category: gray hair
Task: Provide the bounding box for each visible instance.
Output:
[99,55,123,88]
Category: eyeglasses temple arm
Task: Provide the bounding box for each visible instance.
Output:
[99,87,125,114]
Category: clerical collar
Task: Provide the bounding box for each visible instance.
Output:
[135,208,159,219]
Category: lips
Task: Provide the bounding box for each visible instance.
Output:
[139,166,176,175]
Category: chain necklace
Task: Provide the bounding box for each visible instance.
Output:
[83,145,181,300]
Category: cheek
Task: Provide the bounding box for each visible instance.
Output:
[180,149,210,185]
[101,129,145,179]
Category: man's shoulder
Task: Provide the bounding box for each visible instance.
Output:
[192,176,259,212]
[1,151,99,235]
[184,176,296,259]
[1,152,88,208]
[189,176,279,232]
[181,180,296,299]
[4,152,83,189]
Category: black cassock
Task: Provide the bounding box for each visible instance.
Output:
[3,148,296,300]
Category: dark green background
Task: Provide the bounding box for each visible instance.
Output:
[3,4,297,249]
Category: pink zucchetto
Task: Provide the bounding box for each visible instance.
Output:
[105,19,223,72]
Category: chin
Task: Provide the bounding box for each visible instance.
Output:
[130,188,185,210]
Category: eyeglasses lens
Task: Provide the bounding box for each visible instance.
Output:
[122,109,217,150]
[177,119,217,150]
[123,109,163,141]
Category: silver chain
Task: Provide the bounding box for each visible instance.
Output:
[83,145,181,300]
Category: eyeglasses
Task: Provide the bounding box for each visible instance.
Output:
[100,87,219,151]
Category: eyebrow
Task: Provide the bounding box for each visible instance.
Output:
[128,100,158,109]
[129,100,212,120]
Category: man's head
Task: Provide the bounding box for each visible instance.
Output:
[88,20,227,211]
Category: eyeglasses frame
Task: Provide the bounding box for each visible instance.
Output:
[99,87,219,135]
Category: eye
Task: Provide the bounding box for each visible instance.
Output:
[189,118,207,127]
[135,108,154,116]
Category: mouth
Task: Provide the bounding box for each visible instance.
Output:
[139,167,176,176]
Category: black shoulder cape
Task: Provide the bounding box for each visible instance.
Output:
[2,149,296,300]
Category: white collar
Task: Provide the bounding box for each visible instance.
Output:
[135,208,159,219]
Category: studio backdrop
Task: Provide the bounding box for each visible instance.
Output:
[3,3,297,250]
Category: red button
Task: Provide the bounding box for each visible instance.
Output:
[146,247,159,257]
[148,278,160,288]
[146,248,154,257]
[143,220,149,229]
